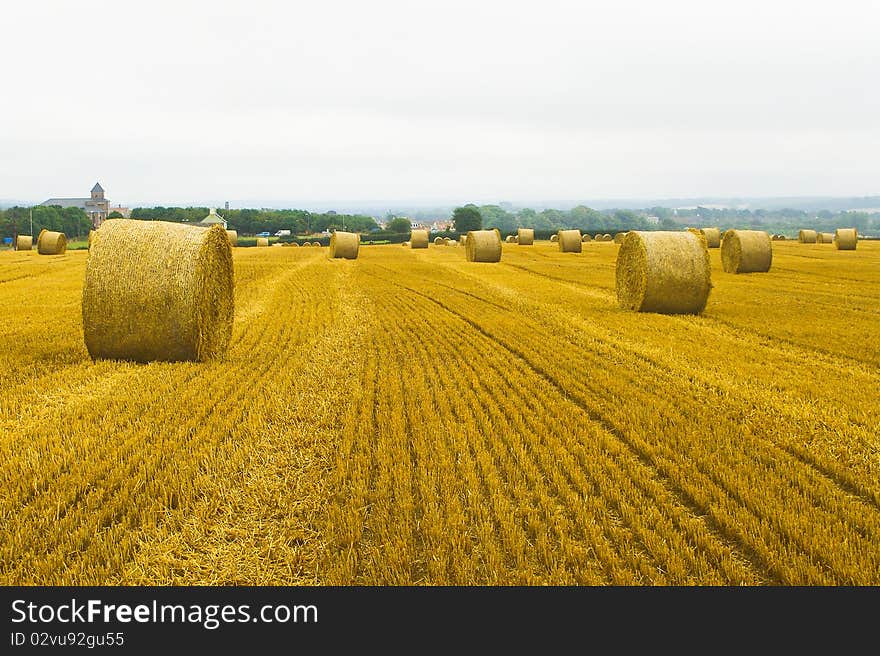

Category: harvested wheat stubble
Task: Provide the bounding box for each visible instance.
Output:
[410,229,429,249]
[721,229,772,274]
[225,230,238,247]
[329,231,360,259]
[37,229,67,255]
[834,228,858,250]
[256,237,270,247]
[616,231,711,314]
[550,234,559,243]
[82,219,234,363]
[558,229,583,253]
[815,232,833,244]
[582,233,592,243]
[517,228,534,245]
[798,229,818,243]
[465,229,502,262]
[15,235,33,251]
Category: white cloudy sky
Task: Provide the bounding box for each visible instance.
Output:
[1,0,878,207]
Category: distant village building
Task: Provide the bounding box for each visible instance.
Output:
[40,182,113,228]
[199,208,227,229]
[108,205,132,218]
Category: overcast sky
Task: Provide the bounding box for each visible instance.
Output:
[2,0,878,207]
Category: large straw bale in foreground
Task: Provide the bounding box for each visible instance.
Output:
[721,230,772,273]
[465,229,502,262]
[517,228,534,245]
[226,230,238,247]
[834,228,858,250]
[15,235,33,251]
[410,229,429,249]
[82,219,234,363]
[815,232,833,244]
[37,229,67,255]
[616,231,711,314]
[329,231,360,259]
[558,229,583,253]
[798,229,817,243]
[256,237,269,247]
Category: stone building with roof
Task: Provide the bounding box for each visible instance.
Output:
[40,182,111,228]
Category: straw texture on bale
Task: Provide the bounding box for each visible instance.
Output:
[616,231,711,314]
[256,237,269,247]
[434,236,444,245]
[720,230,772,274]
[798,229,818,243]
[82,219,234,363]
[550,234,559,243]
[699,227,721,248]
[834,228,858,250]
[226,230,238,247]
[329,231,360,259]
[88,230,96,249]
[517,228,534,245]
[15,235,33,251]
[37,229,67,255]
[465,229,502,263]
[582,233,592,243]
[557,229,583,253]
[815,232,833,244]
[410,229,429,249]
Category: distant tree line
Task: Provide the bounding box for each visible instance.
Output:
[0,206,91,240]
[130,207,378,235]
[671,206,876,234]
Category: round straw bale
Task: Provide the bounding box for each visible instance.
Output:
[459,235,467,246]
[226,230,238,247]
[815,232,833,244]
[410,229,429,249]
[290,242,299,247]
[402,241,411,247]
[256,237,269,247]
[614,232,628,244]
[834,228,858,250]
[558,229,583,253]
[465,229,502,262]
[447,239,458,246]
[616,231,711,314]
[517,228,534,245]
[329,231,360,259]
[37,229,67,255]
[505,235,516,243]
[82,220,234,363]
[434,236,444,245]
[582,233,592,243]
[16,235,33,251]
[798,229,817,243]
[699,227,721,248]
[603,233,612,241]
[550,234,559,243]
[88,230,96,249]
[721,230,772,273]
[443,236,451,244]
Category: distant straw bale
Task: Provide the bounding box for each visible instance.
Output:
[798,229,818,243]
[329,231,360,259]
[721,230,772,274]
[558,229,583,253]
[16,235,33,251]
[226,230,238,247]
[834,228,858,250]
[465,229,502,262]
[37,230,67,255]
[517,228,534,245]
[410,229,429,249]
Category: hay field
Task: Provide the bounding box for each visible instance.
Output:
[1,240,879,585]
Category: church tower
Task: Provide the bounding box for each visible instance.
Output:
[91,182,105,201]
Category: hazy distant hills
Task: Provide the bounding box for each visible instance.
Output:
[4,195,879,214]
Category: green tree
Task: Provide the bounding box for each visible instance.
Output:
[452,204,482,233]
[107,211,123,219]
[386,217,412,233]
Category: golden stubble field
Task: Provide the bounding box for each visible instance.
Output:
[1,240,879,585]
